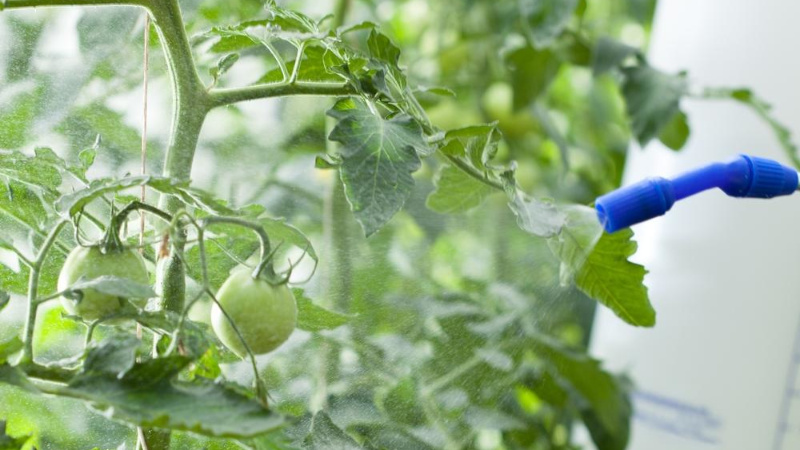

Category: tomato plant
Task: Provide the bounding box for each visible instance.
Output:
[0,0,794,449]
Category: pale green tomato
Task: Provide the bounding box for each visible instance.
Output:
[211,267,297,357]
[58,246,150,321]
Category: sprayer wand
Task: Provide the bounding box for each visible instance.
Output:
[595,154,800,233]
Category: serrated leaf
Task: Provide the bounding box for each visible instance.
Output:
[520,0,580,48]
[658,110,690,151]
[592,38,640,76]
[67,275,156,299]
[547,205,605,285]
[575,229,655,327]
[294,289,350,332]
[440,124,502,171]
[622,65,687,146]
[506,45,561,110]
[327,98,427,236]
[529,334,631,450]
[64,357,283,437]
[426,165,494,214]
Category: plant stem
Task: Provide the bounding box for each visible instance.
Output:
[210,83,354,108]
[3,0,145,8]
[20,220,68,365]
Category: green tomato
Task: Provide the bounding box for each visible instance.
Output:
[58,246,150,321]
[211,267,297,357]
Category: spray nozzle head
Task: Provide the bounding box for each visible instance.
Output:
[595,154,799,233]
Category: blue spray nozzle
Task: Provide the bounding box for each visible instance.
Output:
[596,154,799,233]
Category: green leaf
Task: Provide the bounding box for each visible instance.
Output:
[426,165,494,214]
[0,420,33,450]
[0,363,39,394]
[259,217,318,264]
[57,104,146,159]
[507,193,567,238]
[703,87,800,168]
[520,0,579,48]
[300,412,361,450]
[264,0,319,34]
[210,53,240,86]
[547,205,606,285]
[0,150,62,192]
[658,110,690,151]
[294,289,351,332]
[440,124,502,172]
[0,82,44,149]
[622,65,687,146]
[82,333,140,378]
[257,46,347,84]
[65,357,283,437]
[327,98,428,236]
[592,38,640,76]
[575,229,655,327]
[0,336,23,364]
[56,176,234,218]
[505,45,561,110]
[529,334,631,450]
[67,276,157,300]
[382,377,426,426]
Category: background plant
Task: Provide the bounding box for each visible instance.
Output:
[0,0,795,449]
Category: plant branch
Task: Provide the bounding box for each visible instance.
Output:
[209,83,355,108]
[3,0,145,8]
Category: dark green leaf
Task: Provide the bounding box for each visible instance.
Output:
[575,229,655,327]
[65,357,283,437]
[426,165,494,214]
[327,98,428,236]
[622,65,687,146]
[381,378,426,426]
[592,38,640,75]
[0,363,39,393]
[519,0,580,48]
[505,45,561,110]
[658,110,690,151]
[294,289,351,332]
[529,334,631,450]
[82,333,140,378]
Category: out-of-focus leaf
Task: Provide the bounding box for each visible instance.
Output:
[658,110,690,151]
[519,0,580,48]
[64,357,283,437]
[703,87,800,168]
[0,420,33,450]
[529,334,631,450]
[297,412,361,450]
[0,82,44,149]
[575,229,655,327]
[622,65,687,146]
[427,165,494,214]
[506,45,561,110]
[0,336,23,364]
[592,38,640,75]
[57,104,144,159]
[381,377,426,426]
[294,289,351,332]
[507,193,567,238]
[0,364,39,393]
[327,98,428,236]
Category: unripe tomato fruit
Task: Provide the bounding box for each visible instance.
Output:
[211,267,297,357]
[58,246,150,321]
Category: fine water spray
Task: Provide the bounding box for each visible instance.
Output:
[594,154,800,232]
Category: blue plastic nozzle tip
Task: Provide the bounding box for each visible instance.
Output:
[596,178,675,233]
[595,155,799,233]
